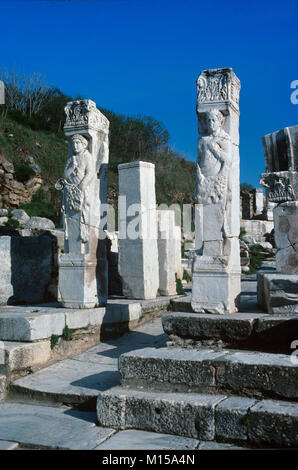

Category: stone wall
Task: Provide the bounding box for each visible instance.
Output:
[0,232,61,305]
[0,156,42,210]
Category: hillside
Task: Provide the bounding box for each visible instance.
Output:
[0,111,195,226]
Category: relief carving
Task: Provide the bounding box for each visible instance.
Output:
[260,173,295,203]
[65,99,109,132]
[55,134,95,243]
[194,109,231,205]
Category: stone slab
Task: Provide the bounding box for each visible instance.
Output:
[198,441,247,450]
[0,341,51,374]
[118,347,298,400]
[11,359,120,405]
[162,311,265,343]
[0,403,115,450]
[248,399,298,448]
[215,350,298,399]
[119,347,228,391]
[95,429,199,450]
[257,272,298,314]
[97,387,226,440]
[215,396,258,441]
[71,318,168,366]
[0,295,175,341]
[0,440,19,450]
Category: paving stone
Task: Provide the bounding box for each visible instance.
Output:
[0,403,115,450]
[0,440,19,450]
[95,429,199,450]
[119,347,228,391]
[72,322,168,366]
[11,359,120,405]
[215,396,258,441]
[247,399,298,447]
[97,387,226,440]
[198,441,247,450]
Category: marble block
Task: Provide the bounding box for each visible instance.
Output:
[157,210,177,296]
[118,161,159,300]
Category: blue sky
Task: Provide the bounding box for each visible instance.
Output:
[0,0,297,186]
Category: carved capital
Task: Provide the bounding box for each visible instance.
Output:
[64,99,109,133]
[260,172,296,203]
[197,68,240,113]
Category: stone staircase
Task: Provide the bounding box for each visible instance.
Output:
[96,280,298,449]
[97,345,298,448]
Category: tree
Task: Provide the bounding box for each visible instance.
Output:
[0,69,51,117]
[240,182,254,192]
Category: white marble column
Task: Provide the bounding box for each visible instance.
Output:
[118,161,159,299]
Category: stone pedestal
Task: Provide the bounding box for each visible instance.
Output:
[157,210,176,296]
[56,100,109,308]
[191,68,241,314]
[118,162,159,300]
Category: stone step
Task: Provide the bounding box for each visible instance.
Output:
[0,402,115,450]
[94,428,247,450]
[97,387,298,448]
[0,295,176,342]
[0,440,19,450]
[10,358,121,408]
[118,347,298,401]
[0,341,51,378]
[162,311,298,352]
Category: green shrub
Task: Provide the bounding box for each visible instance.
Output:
[50,334,59,350]
[182,269,192,282]
[176,273,186,295]
[62,324,74,341]
[248,244,275,274]
[14,161,35,183]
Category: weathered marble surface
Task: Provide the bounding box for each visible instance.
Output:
[157,210,176,296]
[274,201,298,274]
[118,161,159,299]
[262,125,298,173]
[257,272,298,314]
[56,100,109,308]
[192,68,241,314]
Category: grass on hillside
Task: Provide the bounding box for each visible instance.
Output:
[0,114,195,227]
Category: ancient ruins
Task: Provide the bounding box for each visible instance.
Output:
[0,72,297,450]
